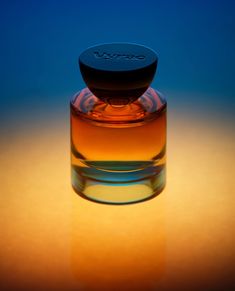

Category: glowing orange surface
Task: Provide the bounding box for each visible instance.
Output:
[0,110,234,290]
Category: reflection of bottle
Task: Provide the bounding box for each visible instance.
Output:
[71,43,167,204]
[71,191,166,290]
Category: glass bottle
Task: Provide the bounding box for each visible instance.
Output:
[70,43,167,204]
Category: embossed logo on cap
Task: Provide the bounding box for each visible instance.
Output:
[93,51,145,60]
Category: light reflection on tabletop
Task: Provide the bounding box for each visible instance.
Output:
[0,110,234,290]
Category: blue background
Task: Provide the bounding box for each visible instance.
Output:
[0,0,235,127]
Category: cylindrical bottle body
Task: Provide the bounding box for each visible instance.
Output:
[70,87,166,204]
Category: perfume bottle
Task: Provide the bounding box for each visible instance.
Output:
[70,43,167,204]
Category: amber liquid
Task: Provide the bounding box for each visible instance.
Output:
[71,87,166,204]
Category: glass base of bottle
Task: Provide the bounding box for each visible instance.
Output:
[71,164,166,205]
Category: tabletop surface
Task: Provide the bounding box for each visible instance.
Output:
[0,108,234,291]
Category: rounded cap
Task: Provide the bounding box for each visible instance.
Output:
[79,43,158,105]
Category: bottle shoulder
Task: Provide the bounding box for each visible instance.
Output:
[71,87,166,127]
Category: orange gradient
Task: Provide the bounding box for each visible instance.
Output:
[0,109,234,290]
[71,88,166,161]
[71,108,166,160]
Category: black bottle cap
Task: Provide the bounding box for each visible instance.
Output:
[79,43,158,105]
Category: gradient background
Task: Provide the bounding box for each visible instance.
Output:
[0,0,235,290]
